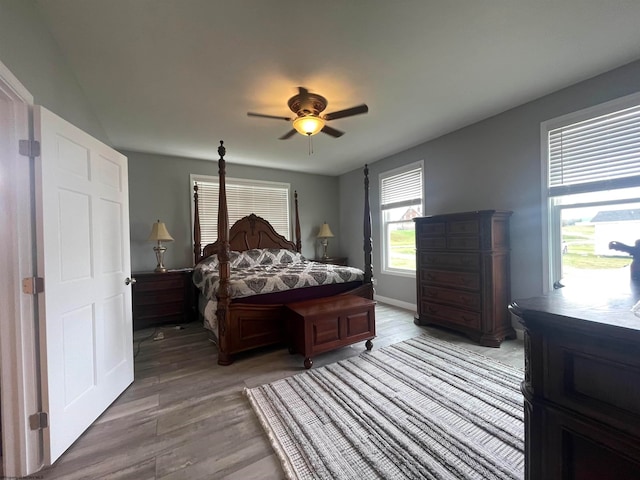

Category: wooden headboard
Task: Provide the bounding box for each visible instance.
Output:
[202,213,298,259]
[193,146,302,264]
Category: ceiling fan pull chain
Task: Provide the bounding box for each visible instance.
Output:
[308,134,313,155]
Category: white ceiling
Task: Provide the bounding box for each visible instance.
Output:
[36,0,640,175]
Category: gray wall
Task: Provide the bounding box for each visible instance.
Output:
[341,59,640,306]
[0,1,109,143]
[126,150,341,272]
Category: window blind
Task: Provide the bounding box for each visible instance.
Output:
[381,166,423,209]
[195,178,290,246]
[548,103,640,196]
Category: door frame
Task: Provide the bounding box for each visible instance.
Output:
[0,60,42,477]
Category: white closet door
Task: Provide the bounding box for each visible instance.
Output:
[34,106,134,464]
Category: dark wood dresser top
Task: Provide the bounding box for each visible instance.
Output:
[510,275,640,340]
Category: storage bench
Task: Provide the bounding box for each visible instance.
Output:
[285,294,376,369]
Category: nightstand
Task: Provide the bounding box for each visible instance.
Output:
[132,269,195,330]
[312,257,348,266]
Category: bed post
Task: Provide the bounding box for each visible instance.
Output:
[193,183,201,264]
[294,190,301,253]
[363,164,373,285]
[215,141,232,365]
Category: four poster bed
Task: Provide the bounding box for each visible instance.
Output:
[192,141,374,365]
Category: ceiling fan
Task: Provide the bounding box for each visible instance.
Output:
[247,87,369,140]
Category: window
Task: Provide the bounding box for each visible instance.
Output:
[191,174,291,246]
[542,92,640,289]
[379,162,424,275]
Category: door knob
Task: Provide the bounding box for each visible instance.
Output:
[125,277,136,285]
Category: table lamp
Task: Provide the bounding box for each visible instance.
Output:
[148,220,174,272]
[317,222,334,260]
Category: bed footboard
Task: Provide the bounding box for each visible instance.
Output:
[208,284,374,365]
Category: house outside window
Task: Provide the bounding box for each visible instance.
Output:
[190,174,291,247]
[379,161,424,276]
[542,92,640,290]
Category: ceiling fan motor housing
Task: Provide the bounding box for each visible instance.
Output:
[288,92,328,118]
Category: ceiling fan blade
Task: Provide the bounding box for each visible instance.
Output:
[247,112,292,121]
[279,129,297,140]
[323,104,369,121]
[321,125,345,138]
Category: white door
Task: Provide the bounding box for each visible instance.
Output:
[34,106,134,464]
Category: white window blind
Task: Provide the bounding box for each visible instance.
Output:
[194,177,290,246]
[549,103,640,196]
[379,162,423,274]
[381,166,423,209]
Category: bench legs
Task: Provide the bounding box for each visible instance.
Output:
[297,338,374,369]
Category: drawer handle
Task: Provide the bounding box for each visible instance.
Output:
[125,277,137,286]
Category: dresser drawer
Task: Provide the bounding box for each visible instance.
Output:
[135,275,185,292]
[420,268,480,290]
[419,251,480,270]
[420,301,481,329]
[545,332,640,437]
[421,285,481,311]
[447,218,480,235]
[417,221,446,236]
[134,289,184,305]
[447,236,481,250]
[417,235,446,250]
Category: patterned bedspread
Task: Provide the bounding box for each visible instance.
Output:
[193,248,364,302]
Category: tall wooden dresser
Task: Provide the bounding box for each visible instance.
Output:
[413,210,515,346]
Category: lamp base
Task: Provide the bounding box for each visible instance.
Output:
[153,244,168,273]
[321,239,329,259]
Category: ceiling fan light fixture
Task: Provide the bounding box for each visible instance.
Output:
[293,115,325,136]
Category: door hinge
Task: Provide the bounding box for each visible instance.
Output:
[22,277,44,295]
[19,139,41,158]
[29,411,48,430]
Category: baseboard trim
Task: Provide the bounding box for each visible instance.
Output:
[373,294,416,313]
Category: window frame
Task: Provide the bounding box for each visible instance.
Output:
[379,160,424,277]
[540,91,640,292]
[190,173,291,248]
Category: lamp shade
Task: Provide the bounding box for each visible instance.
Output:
[293,115,325,136]
[317,222,334,239]
[148,220,174,242]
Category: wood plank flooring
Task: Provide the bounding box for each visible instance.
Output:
[38,303,524,480]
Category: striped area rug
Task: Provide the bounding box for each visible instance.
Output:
[244,335,524,480]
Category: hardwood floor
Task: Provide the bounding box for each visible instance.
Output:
[38,303,524,480]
